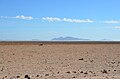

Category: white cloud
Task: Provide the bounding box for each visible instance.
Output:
[0,15,34,20]
[105,20,119,24]
[42,17,61,22]
[0,16,9,18]
[114,26,120,29]
[42,17,94,23]
[63,18,93,23]
[13,15,34,20]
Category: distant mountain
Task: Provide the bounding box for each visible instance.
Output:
[101,39,111,41]
[32,39,39,41]
[52,36,89,41]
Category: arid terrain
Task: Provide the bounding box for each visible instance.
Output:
[0,42,120,79]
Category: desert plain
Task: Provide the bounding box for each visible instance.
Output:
[0,42,120,79]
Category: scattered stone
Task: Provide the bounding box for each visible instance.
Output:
[72,71,77,73]
[8,61,12,62]
[84,72,88,74]
[24,75,30,79]
[16,76,20,78]
[78,58,84,60]
[72,76,76,78]
[111,62,115,64]
[28,77,30,79]
[57,71,60,74]
[36,75,39,77]
[80,71,83,73]
[1,68,3,71]
[25,75,29,78]
[5,76,7,78]
[39,43,43,46]
[101,69,108,74]
[65,59,67,60]
[90,60,94,62]
[89,71,93,73]
[45,74,49,76]
[66,71,70,74]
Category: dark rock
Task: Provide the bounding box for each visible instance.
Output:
[101,69,108,74]
[24,75,30,79]
[90,60,94,62]
[72,76,76,78]
[2,77,4,79]
[78,58,84,60]
[36,75,39,77]
[72,71,77,73]
[25,75,29,78]
[28,77,30,79]
[57,72,60,74]
[16,76,20,78]
[39,43,43,46]
[111,62,115,64]
[45,74,49,76]
[89,71,93,73]
[66,71,70,74]
[84,72,88,74]
[5,76,7,78]
[80,71,83,73]
[1,68,3,71]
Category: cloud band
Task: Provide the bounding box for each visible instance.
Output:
[42,17,94,23]
[0,15,34,20]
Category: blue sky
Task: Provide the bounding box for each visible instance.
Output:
[0,0,120,41]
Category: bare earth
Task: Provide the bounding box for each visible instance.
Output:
[0,43,120,79]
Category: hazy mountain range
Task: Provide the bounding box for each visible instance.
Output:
[52,36,90,41]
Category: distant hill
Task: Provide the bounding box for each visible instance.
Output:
[101,39,111,41]
[52,36,89,41]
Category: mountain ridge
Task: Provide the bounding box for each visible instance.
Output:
[52,36,89,41]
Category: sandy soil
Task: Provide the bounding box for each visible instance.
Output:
[0,43,120,79]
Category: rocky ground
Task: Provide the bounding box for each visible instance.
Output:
[0,43,120,79]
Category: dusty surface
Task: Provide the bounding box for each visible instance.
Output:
[0,43,120,79]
